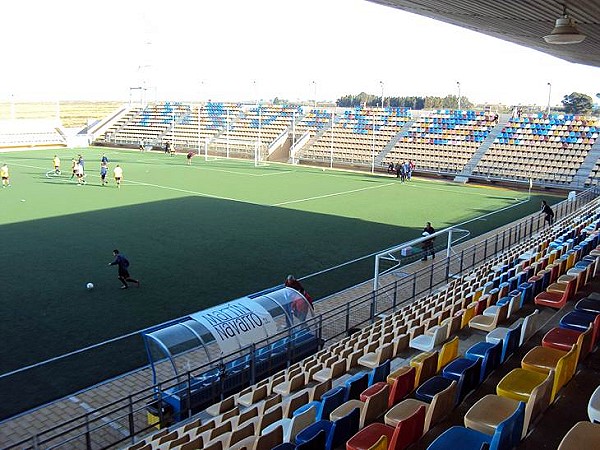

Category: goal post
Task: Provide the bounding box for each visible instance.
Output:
[373,226,470,291]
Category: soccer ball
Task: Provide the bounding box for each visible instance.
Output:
[86,282,94,290]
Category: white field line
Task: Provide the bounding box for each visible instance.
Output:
[272,182,396,206]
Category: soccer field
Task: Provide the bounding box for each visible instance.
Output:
[0,146,557,417]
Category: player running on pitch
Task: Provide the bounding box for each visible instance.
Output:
[53,155,61,175]
[1,163,10,187]
[108,249,140,289]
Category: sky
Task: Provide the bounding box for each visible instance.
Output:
[1,0,599,107]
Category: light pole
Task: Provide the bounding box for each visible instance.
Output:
[379,81,384,108]
[312,81,317,108]
[546,82,552,115]
[456,81,461,110]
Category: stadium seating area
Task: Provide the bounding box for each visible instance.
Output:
[89,104,600,190]
[474,114,600,185]
[298,107,411,166]
[121,195,600,450]
[0,119,66,148]
[385,110,498,173]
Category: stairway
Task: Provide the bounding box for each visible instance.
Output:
[374,119,415,166]
[453,114,510,183]
[569,138,600,189]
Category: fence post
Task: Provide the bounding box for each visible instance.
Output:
[85,412,92,450]
[370,291,376,322]
[345,301,350,333]
[393,280,398,309]
[459,249,464,274]
[128,395,135,443]
[412,272,417,299]
[186,370,192,418]
[250,343,256,384]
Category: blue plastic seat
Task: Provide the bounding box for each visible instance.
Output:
[296,429,327,450]
[415,375,455,403]
[344,372,369,402]
[295,407,359,450]
[294,385,346,421]
[426,402,525,450]
[559,310,599,333]
[467,324,520,364]
[368,359,391,386]
[575,297,600,315]
[458,340,501,383]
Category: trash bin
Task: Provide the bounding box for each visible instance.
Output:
[146,400,174,429]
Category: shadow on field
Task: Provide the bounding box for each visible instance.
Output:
[0,193,544,419]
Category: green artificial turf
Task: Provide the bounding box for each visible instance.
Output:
[0,147,559,418]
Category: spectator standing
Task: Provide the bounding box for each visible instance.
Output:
[421,222,436,261]
[541,200,554,227]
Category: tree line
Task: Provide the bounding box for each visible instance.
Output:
[335,92,597,115]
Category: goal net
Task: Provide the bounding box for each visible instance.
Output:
[203,138,268,166]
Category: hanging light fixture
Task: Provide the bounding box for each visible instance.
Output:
[543,3,586,44]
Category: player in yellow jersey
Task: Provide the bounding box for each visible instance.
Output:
[53,155,61,175]
[1,163,10,187]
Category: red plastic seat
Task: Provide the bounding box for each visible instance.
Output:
[346,404,425,450]
[534,278,576,309]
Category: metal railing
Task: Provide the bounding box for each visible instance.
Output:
[4,187,599,449]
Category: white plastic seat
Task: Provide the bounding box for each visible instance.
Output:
[409,323,448,352]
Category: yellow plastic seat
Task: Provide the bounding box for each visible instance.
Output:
[437,337,459,372]
[496,369,548,403]
[410,351,438,389]
[520,343,579,375]
[465,371,552,439]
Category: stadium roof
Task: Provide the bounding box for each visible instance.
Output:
[368,0,600,68]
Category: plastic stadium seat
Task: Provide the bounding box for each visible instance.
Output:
[296,429,326,450]
[385,380,456,434]
[426,402,524,450]
[346,404,425,450]
[559,310,600,344]
[588,385,600,424]
[262,404,316,443]
[410,352,439,389]
[542,325,593,360]
[534,277,576,309]
[330,383,389,428]
[521,343,580,379]
[367,435,387,450]
[295,407,359,450]
[464,372,552,439]
[410,323,448,351]
[557,421,600,449]
[575,297,600,314]
[385,366,415,404]
[358,342,395,369]
[450,340,501,384]
[468,323,521,364]
[344,373,370,402]
[368,359,391,386]
[294,386,346,422]
[437,337,460,372]
[469,302,509,332]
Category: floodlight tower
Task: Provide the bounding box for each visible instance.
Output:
[457,81,462,110]
[379,81,384,108]
[546,82,552,115]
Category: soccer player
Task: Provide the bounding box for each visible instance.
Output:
[108,249,140,289]
[186,151,195,165]
[100,161,108,186]
[75,161,85,185]
[70,158,78,179]
[1,163,10,187]
[53,155,61,175]
[113,164,123,188]
[101,153,109,164]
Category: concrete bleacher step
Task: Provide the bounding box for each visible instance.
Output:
[452,115,509,183]
[569,137,600,190]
